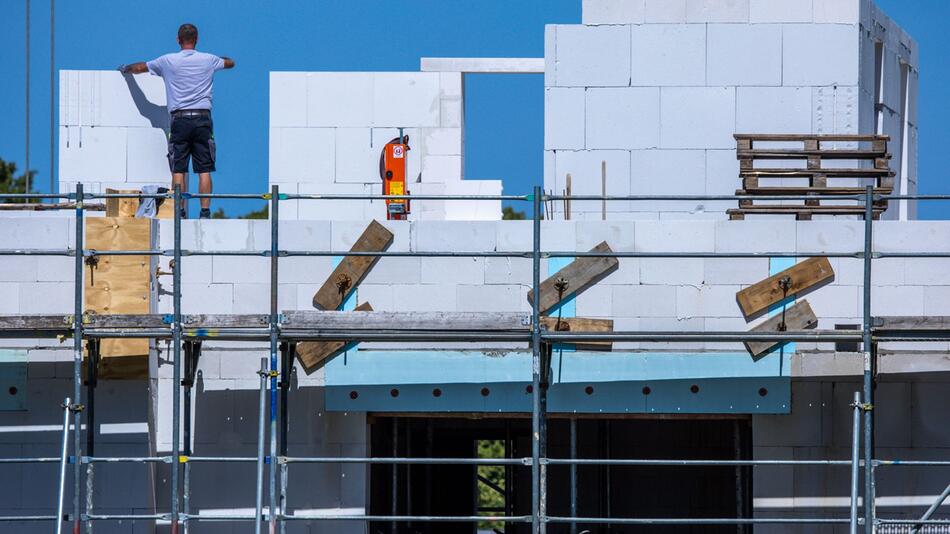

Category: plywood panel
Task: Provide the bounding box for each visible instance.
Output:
[84,217,153,368]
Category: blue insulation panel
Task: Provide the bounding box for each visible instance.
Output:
[0,350,27,411]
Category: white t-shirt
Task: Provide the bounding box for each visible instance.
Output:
[147,49,225,113]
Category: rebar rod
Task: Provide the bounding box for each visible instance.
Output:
[851,391,862,534]
[71,183,84,534]
[531,186,543,534]
[55,397,70,534]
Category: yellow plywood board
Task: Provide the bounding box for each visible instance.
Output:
[84,217,153,368]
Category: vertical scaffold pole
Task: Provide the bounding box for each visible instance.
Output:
[171,184,183,534]
[255,357,268,534]
[268,185,280,534]
[570,418,577,534]
[56,396,71,534]
[862,185,875,534]
[531,186,542,534]
[72,182,84,534]
[278,342,292,534]
[850,391,862,534]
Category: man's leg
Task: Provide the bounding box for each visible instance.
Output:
[198,173,213,210]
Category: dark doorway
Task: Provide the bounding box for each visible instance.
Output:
[369,416,752,534]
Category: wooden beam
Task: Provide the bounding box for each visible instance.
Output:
[311,220,393,311]
[295,303,373,374]
[105,188,173,219]
[527,241,619,315]
[736,257,834,319]
[540,317,613,351]
[744,300,818,360]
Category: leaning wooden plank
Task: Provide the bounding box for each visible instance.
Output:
[85,217,154,363]
[540,317,613,351]
[736,257,834,319]
[295,303,373,374]
[526,241,620,315]
[282,311,532,332]
[311,220,394,311]
[744,300,818,360]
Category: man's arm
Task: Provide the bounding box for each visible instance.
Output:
[221,56,236,69]
[118,62,149,74]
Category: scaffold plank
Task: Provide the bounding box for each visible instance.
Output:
[312,220,393,311]
[744,300,818,359]
[296,302,373,373]
[540,317,613,351]
[282,310,532,331]
[527,241,619,315]
[736,257,833,319]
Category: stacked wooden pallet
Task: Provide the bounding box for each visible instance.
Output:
[728,134,894,220]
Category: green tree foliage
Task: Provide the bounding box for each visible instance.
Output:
[502,206,525,220]
[211,208,227,219]
[477,439,506,531]
[0,158,37,203]
[241,204,269,219]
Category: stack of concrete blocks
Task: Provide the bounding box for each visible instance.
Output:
[59,71,171,195]
[269,72,502,221]
[545,0,918,220]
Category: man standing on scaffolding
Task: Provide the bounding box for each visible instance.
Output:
[118,23,235,218]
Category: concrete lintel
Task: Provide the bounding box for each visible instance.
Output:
[420,57,544,73]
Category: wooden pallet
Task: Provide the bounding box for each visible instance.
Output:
[730,134,894,220]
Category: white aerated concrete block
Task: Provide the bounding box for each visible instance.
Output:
[125,127,170,183]
[905,258,950,286]
[269,127,335,184]
[612,285,676,317]
[796,221,863,254]
[630,150,705,210]
[715,221,796,252]
[421,155,462,183]
[97,72,168,128]
[870,285,923,316]
[575,221,637,252]
[813,0,860,23]
[444,180,503,221]
[307,72,374,127]
[582,0,645,24]
[393,284,457,312]
[553,25,631,87]
[17,283,74,313]
[544,26,556,87]
[676,284,742,319]
[231,283,296,314]
[373,73,441,127]
[874,222,950,253]
[270,72,308,127]
[806,285,860,318]
[0,218,70,249]
[193,220,255,251]
[640,258,704,285]
[413,221,497,252]
[636,221,715,252]
[457,284,525,312]
[59,126,128,183]
[707,25,782,86]
[736,87,812,134]
[362,257,421,285]
[645,0,687,22]
[783,24,860,86]
[442,98,463,128]
[545,88,586,150]
[586,88,660,149]
[750,0,812,22]
[630,25,705,86]
[0,284,19,313]
[334,128,377,184]
[440,72,462,99]
[422,128,462,156]
[484,258,533,286]
[660,87,736,149]
[923,287,950,315]
[705,149,739,216]
[554,150,632,213]
[212,257,270,284]
[575,284,613,317]
[686,0,750,22]
[422,258,485,285]
[704,257,769,285]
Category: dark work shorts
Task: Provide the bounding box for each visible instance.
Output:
[168,113,216,174]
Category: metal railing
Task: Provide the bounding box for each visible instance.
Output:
[0,185,947,532]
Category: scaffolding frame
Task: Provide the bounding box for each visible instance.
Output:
[0,185,948,532]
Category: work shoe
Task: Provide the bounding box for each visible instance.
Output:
[199,208,211,219]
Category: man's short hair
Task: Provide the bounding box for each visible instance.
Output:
[178,23,198,44]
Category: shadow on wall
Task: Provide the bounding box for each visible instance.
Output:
[122,73,169,133]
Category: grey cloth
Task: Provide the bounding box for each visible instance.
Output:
[146,49,225,113]
[135,185,162,218]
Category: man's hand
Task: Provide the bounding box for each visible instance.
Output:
[221,56,236,69]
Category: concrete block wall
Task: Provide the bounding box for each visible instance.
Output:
[269,72,502,221]
[547,0,918,220]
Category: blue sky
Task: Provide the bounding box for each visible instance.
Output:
[0,0,946,218]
